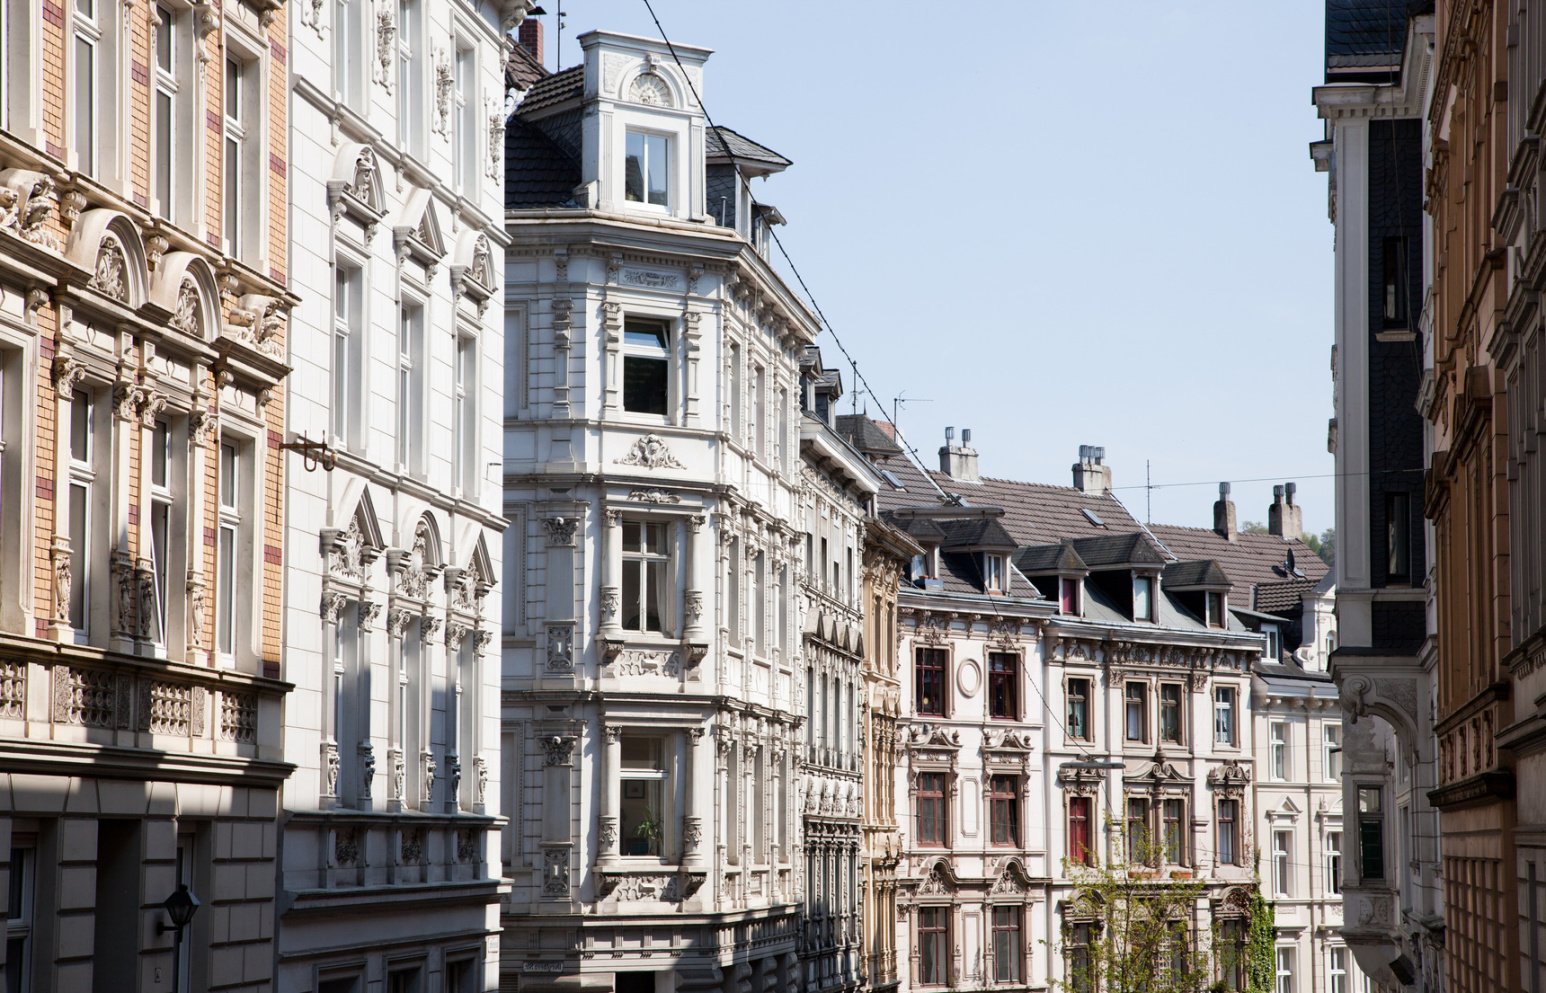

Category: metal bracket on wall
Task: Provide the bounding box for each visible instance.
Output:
[279,433,339,472]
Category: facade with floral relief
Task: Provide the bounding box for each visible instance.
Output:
[274,0,526,987]
[0,0,293,985]
[499,29,820,993]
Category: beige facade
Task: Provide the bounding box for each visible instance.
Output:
[0,0,293,987]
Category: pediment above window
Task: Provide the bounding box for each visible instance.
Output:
[150,252,221,343]
[450,231,495,313]
[328,144,386,239]
[393,188,447,275]
[65,210,150,310]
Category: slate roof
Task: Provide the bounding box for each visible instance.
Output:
[1016,541,1086,575]
[938,517,1018,550]
[1068,532,1167,569]
[836,415,905,458]
[1143,524,1329,605]
[1162,560,1231,588]
[517,65,583,116]
[505,117,581,208]
[707,127,791,171]
[884,514,947,544]
[1325,0,1432,81]
[506,44,547,92]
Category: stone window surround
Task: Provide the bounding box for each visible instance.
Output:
[595,720,709,869]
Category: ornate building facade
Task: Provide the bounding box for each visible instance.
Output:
[274,0,524,987]
[1312,4,1446,990]
[499,29,818,993]
[0,0,293,986]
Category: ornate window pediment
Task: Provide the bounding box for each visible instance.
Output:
[450,231,495,313]
[65,210,150,310]
[391,515,444,602]
[393,187,447,275]
[328,144,386,239]
[1206,759,1252,798]
[321,492,385,590]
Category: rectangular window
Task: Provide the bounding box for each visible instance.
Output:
[1263,624,1281,660]
[1386,491,1411,583]
[1325,724,1342,782]
[1067,678,1090,740]
[1218,798,1238,865]
[397,0,423,156]
[1125,682,1147,742]
[148,419,173,648]
[776,387,787,468]
[454,45,476,191]
[753,366,765,459]
[74,0,98,176]
[1133,575,1152,619]
[1326,830,1342,895]
[985,554,1004,592]
[398,304,425,472]
[216,441,240,659]
[754,551,766,657]
[987,652,1017,719]
[623,318,670,415]
[1382,236,1408,327]
[1214,686,1236,745]
[919,907,948,985]
[916,772,946,846]
[1273,830,1291,896]
[153,5,177,218]
[7,844,34,993]
[1275,948,1295,993]
[621,522,669,634]
[989,775,1018,847]
[1358,787,1384,880]
[1162,798,1184,863]
[223,56,246,255]
[729,343,742,441]
[992,906,1020,983]
[455,335,477,493]
[1067,923,1093,993]
[727,538,740,644]
[1329,947,1348,993]
[1159,683,1182,743]
[1218,920,1247,991]
[1125,798,1149,864]
[620,735,667,857]
[68,389,96,634]
[625,130,669,207]
[1060,577,1079,615]
[334,0,363,108]
[1271,723,1289,780]
[778,565,787,654]
[1069,796,1093,864]
[333,266,363,446]
[1207,591,1225,628]
[915,648,946,716]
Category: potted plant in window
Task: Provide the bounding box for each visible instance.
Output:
[632,807,663,857]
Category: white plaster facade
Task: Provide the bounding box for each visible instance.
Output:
[277,0,523,987]
[499,29,822,993]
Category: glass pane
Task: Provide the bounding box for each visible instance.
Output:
[69,483,87,629]
[152,504,169,642]
[620,778,663,856]
[622,560,641,630]
[156,91,173,215]
[219,444,237,507]
[623,356,669,414]
[624,132,644,202]
[75,39,94,176]
[624,321,668,349]
[620,736,663,770]
[70,391,91,462]
[224,136,239,247]
[646,134,668,205]
[156,7,172,68]
[151,420,169,487]
[644,523,667,553]
[218,526,235,653]
[646,559,666,633]
[1134,576,1151,617]
[225,57,240,119]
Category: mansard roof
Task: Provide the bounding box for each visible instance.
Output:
[1161,559,1231,589]
[505,118,581,208]
[707,126,791,174]
[1325,0,1431,82]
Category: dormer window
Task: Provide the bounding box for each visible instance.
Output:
[625,130,669,207]
[984,554,1004,593]
[1262,623,1281,660]
[1060,577,1080,616]
[622,318,670,415]
[1133,575,1153,620]
[1206,591,1225,629]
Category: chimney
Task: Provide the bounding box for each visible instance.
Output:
[1268,482,1303,541]
[938,427,979,482]
[1214,481,1238,542]
[519,17,543,64]
[1072,445,1111,497]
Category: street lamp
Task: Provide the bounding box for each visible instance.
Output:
[158,884,200,993]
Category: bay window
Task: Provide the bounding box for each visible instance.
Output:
[625,130,669,207]
[621,521,670,634]
[1358,787,1384,880]
[622,319,670,416]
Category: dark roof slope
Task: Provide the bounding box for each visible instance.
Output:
[1069,532,1167,569]
[1016,541,1087,575]
[938,517,1018,550]
[505,118,581,208]
[836,415,904,458]
[1162,560,1231,588]
[1254,578,1322,613]
[1144,524,1329,605]
[517,65,583,117]
[707,127,791,170]
[1325,0,1431,81]
[506,44,547,92]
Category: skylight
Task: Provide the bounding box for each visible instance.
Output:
[1082,508,1105,527]
[880,469,905,490]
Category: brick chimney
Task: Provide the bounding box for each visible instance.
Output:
[1072,445,1111,497]
[938,427,979,482]
[1214,482,1238,542]
[1268,482,1303,540]
[519,17,543,64]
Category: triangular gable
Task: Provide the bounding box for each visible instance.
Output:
[394,187,447,271]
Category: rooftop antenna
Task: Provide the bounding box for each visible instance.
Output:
[555,0,564,71]
[891,392,931,441]
[851,359,858,416]
[1146,459,1151,524]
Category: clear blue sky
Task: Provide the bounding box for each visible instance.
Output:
[530,2,1335,537]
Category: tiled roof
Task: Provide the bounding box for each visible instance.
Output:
[1162,560,1231,588]
[517,65,583,116]
[1068,532,1167,569]
[938,517,1018,550]
[707,126,791,170]
[505,118,581,208]
[1143,524,1329,605]
[1254,578,1322,614]
[836,415,904,457]
[1016,541,1086,575]
[506,44,547,92]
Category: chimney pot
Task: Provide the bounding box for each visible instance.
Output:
[1268,482,1303,540]
[962,428,972,445]
[1219,481,1231,496]
[1072,445,1112,497]
[939,429,979,482]
[518,17,544,64]
[1214,481,1238,541]
[1285,481,1297,504]
[946,426,955,442]
[1273,484,1285,499]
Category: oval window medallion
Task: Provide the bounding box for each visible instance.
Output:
[957,659,981,697]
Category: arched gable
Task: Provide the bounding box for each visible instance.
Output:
[66,209,149,308]
[150,252,220,340]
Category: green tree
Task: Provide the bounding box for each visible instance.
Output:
[1303,528,1335,568]
[1238,521,1269,535]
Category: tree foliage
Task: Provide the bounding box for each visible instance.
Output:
[1302,528,1335,568]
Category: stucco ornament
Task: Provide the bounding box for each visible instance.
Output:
[373,2,396,91]
[90,238,129,301]
[433,48,453,135]
[170,279,201,336]
[616,434,686,469]
[630,72,671,107]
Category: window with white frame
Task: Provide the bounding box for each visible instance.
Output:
[625,130,669,207]
[620,734,670,857]
[622,318,670,416]
[777,565,787,655]
[216,440,241,661]
[7,841,34,993]
[1273,830,1291,896]
[67,389,99,636]
[1215,686,1236,744]
[1325,723,1342,781]
[153,5,179,220]
[985,554,1005,592]
[223,55,248,257]
[1125,682,1147,742]
[1271,722,1289,780]
[454,44,476,192]
[1275,948,1294,993]
[776,387,787,469]
[397,0,423,156]
[334,0,364,109]
[753,365,766,460]
[621,521,670,634]
[332,600,359,800]
[333,264,364,448]
[148,417,176,651]
[398,619,421,803]
[455,334,477,494]
[0,346,20,634]
[1328,947,1348,993]
[73,0,101,176]
[753,550,766,657]
[398,303,425,473]
[1133,574,1153,620]
[1326,829,1342,894]
[1262,623,1281,660]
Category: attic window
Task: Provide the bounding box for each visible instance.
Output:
[1207,591,1225,629]
[1060,577,1080,616]
[1133,576,1153,621]
[625,130,669,207]
[1081,508,1105,528]
[880,469,905,490]
[984,554,1005,593]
